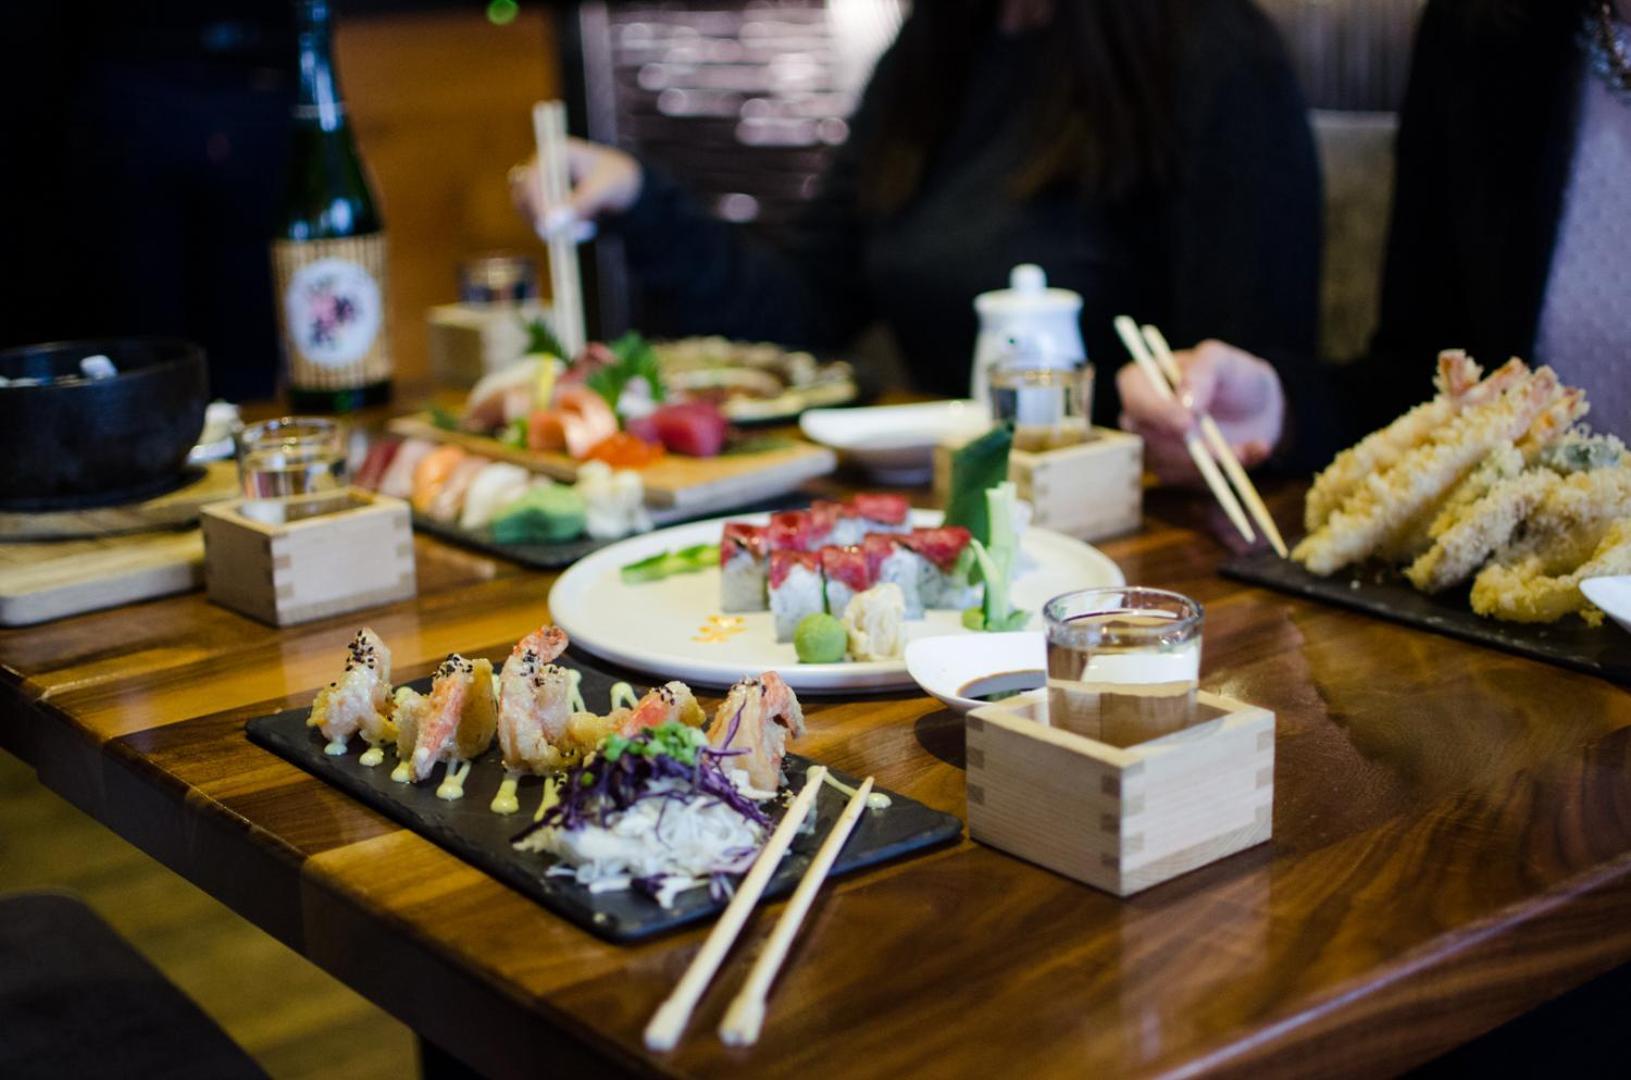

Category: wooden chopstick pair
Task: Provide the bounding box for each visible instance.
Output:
[531,100,587,361]
[644,767,876,1052]
[1113,316,1287,557]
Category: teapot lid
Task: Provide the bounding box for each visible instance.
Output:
[974,264,1083,317]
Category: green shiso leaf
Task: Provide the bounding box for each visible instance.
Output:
[943,424,1012,544]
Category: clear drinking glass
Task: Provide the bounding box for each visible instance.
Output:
[988,362,1094,452]
[1043,587,1203,748]
[235,416,349,520]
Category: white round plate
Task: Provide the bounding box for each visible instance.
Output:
[799,401,991,482]
[1581,576,1631,635]
[549,510,1123,693]
[904,631,1047,714]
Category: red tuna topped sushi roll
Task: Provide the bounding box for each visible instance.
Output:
[820,543,882,617]
[720,522,770,612]
[769,549,824,642]
[862,533,926,618]
[901,526,982,610]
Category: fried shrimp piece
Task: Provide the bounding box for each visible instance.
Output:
[307,628,395,754]
[1405,466,1561,592]
[1294,368,1560,576]
[1493,465,1631,573]
[1304,351,1484,531]
[496,625,573,774]
[1471,519,1631,624]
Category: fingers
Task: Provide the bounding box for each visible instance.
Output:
[1114,361,1191,437]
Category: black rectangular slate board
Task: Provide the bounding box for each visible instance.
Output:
[409,492,812,571]
[1221,550,1631,686]
[411,513,609,569]
[245,651,963,942]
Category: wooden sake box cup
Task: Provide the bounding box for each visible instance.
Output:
[934,428,1143,542]
[965,690,1273,897]
[201,489,416,627]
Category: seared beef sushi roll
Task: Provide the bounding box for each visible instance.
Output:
[820,544,880,618]
[720,521,770,612]
[770,549,824,642]
[902,526,982,610]
[863,533,926,618]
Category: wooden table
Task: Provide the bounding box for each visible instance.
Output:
[4,481,1631,1078]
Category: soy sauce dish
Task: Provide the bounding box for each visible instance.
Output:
[904,631,1047,715]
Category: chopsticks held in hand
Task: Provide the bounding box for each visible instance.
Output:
[644,766,830,1053]
[719,775,875,1047]
[531,100,586,360]
[1113,317,1287,557]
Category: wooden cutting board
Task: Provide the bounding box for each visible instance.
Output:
[387,414,836,515]
[0,462,238,540]
[0,530,204,627]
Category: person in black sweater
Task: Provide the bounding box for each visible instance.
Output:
[1129,0,1631,479]
[515,0,1322,472]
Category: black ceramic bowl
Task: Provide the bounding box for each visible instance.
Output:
[0,338,209,509]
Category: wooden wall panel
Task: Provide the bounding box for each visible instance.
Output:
[335,9,559,386]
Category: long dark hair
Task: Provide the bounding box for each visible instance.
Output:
[858,0,1181,216]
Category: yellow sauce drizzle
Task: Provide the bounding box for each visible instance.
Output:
[822,771,891,810]
[567,669,586,714]
[609,682,639,711]
[324,737,349,757]
[693,614,747,644]
[490,775,521,815]
[358,747,385,768]
[534,776,560,822]
[390,760,412,784]
[436,760,473,801]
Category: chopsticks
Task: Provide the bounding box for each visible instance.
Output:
[644,766,829,1053]
[719,775,875,1047]
[1114,316,1257,547]
[1140,325,1287,557]
[531,100,586,360]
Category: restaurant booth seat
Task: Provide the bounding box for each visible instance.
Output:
[0,891,264,1080]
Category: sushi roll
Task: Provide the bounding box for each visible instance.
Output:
[848,493,912,537]
[378,438,436,500]
[902,526,982,610]
[863,534,925,618]
[720,522,770,612]
[769,550,824,643]
[820,544,879,619]
[808,500,853,545]
[768,510,818,553]
[460,462,532,531]
[426,454,491,523]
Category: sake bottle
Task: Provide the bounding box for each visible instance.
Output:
[273,0,392,412]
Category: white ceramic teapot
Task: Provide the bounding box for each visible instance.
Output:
[969,264,1086,405]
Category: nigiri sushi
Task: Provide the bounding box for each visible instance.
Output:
[425,454,490,523]
[411,445,468,514]
[459,462,532,531]
[378,439,435,500]
[355,439,401,492]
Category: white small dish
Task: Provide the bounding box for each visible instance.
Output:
[799,400,991,482]
[1580,576,1631,635]
[904,631,1047,714]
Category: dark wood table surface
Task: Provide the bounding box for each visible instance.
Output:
[4,476,1631,1079]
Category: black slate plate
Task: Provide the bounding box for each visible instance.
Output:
[1221,550,1631,685]
[245,651,963,942]
[409,491,813,571]
[411,513,609,569]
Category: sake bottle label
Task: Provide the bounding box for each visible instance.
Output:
[273,233,391,391]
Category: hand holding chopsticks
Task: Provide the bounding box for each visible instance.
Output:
[645,766,833,1053]
[1113,316,1287,556]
